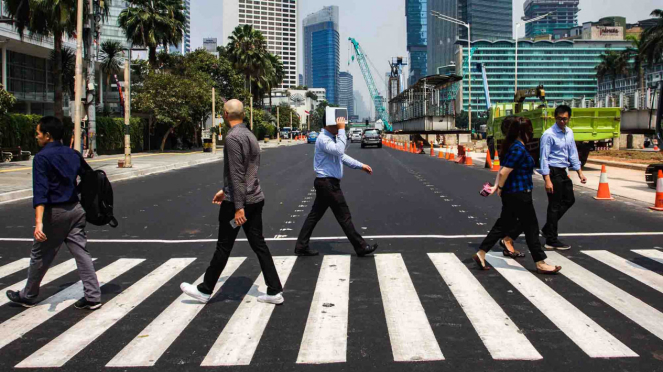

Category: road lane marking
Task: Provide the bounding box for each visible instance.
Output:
[0,258,30,279]
[201,256,297,366]
[0,259,92,307]
[106,257,246,367]
[485,252,637,358]
[297,255,350,364]
[0,258,144,351]
[632,249,663,265]
[583,250,663,294]
[428,253,542,360]
[16,258,195,368]
[375,253,444,362]
[547,252,663,343]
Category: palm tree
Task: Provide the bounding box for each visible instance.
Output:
[99,40,124,110]
[620,35,648,105]
[50,46,76,97]
[641,9,663,68]
[596,51,628,95]
[118,0,185,68]
[226,25,269,94]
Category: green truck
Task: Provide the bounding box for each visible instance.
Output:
[487,102,621,166]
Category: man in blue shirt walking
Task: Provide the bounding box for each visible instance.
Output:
[294,114,378,256]
[538,105,587,250]
[7,117,102,310]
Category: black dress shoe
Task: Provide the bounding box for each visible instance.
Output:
[357,244,378,257]
[6,290,36,308]
[295,248,319,256]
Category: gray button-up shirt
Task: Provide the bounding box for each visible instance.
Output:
[223,123,264,210]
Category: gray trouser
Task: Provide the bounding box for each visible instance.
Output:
[21,202,101,302]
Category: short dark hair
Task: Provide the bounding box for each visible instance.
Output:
[322,111,327,127]
[38,116,64,141]
[555,105,572,118]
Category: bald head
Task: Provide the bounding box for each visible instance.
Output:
[224,99,245,123]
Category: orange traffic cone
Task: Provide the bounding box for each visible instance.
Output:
[593,165,615,200]
[650,170,663,211]
[430,144,435,157]
[491,151,500,172]
[466,155,474,166]
[438,150,444,159]
[485,149,493,169]
[449,147,455,161]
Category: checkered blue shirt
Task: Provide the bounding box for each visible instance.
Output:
[501,141,534,194]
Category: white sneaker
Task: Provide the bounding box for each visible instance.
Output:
[180,282,211,303]
[257,292,284,305]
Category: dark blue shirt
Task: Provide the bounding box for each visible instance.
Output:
[32,142,83,208]
[501,141,534,194]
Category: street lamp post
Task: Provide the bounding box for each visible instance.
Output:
[515,12,552,92]
[431,10,472,130]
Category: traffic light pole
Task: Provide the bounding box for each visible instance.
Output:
[212,87,216,154]
[85,0,97,157]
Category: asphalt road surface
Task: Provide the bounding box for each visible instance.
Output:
[0,142,662,372]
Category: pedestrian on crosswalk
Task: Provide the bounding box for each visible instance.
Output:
[473,116,561,274]
[180,99,285,305]
[7,116,102,310]
[293,113,378,257]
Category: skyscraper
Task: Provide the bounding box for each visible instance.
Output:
[222,0,299,88]
[458,0,512,41]
[303,6,340,104]
[428,0,458,75]
[203,38,218,53]
[100,1,131,49]
[524,0,580,38]
[182,0,191,53]
[338,72,355,118]
[406,0,428,86]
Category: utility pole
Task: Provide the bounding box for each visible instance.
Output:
[85,0,98,157]
[276,106,280,142]
[123,60,132,167]
[250,96,253,131]
[212,87,216,154]
[73,0,84,153]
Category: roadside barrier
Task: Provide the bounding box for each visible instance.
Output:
[593,165,615,200]
[650,170,663,211]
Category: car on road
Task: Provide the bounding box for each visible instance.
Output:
[361,129,382,148]
[349,128,363,143]
[307,131,318,144]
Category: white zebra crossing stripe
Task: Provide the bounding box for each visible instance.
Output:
[583,250,663,294]
[296,255,350,364]
[484,252,637,358]
[632,249,663,265]
[0,258,144,351]
[16,258,196,368]
[375,253,444,362]
[106,257,246,367]
[201,256,297,366]
[0,258,30,280]
[428,253,542,360]
[547,252,663,343]
[0,259,92,308]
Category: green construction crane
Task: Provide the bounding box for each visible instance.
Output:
[348,37,392,131]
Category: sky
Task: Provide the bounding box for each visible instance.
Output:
[190,0,660,119]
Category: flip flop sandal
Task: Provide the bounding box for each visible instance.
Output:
[503,249,526,258]
[536,265,562,275]
[472,254,490,271]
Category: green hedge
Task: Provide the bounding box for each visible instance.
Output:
[0,114,143,155]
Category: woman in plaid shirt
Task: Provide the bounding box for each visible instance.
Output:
[472,117,561,275]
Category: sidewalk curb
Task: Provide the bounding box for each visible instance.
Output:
[0,156,223,205]
[586,159,649,171]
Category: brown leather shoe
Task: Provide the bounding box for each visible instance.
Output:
[472,254,490,270]
[537,265,562,275]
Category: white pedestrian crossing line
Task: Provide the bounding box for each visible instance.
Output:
[583,250,663,294]
[0,258,144,351]
[547,252,663,344]
[632,249,663,265]
[428,253,542,360]
[297,255,350,364]
[484,252,637,358]
[201,256,297,366]
[0,258,30,280]
[375,253,444,362]
[0,259,92,308]
[106,257,246,367]
[16,258,196,368]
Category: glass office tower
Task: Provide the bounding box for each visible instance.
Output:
[406,0,428,86]
[303,6,340,104]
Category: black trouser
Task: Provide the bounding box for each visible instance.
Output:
[507,167,575,244]
[479,191,547,263]
[198,200,283,296]
[295,178,367,252]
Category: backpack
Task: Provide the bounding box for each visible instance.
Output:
[78,155,119,228]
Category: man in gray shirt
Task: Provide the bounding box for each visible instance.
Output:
[181,99,284,305]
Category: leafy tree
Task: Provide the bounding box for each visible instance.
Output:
[270,103,299,131]
[306,91,318,101]
[310,100,338,131]
[641,9,663,67]
[596,51,628,92]
[226,25,268,96]
[0,84,16,115]
[620,35,648,103]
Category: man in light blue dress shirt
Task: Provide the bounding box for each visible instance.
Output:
[294,114,378,257]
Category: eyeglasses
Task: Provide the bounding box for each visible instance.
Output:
[556,117,570,122]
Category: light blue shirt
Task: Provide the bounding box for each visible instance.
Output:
[539,123,581,176]
[314,128,364,179]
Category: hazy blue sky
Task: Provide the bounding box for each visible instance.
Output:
[191,0,660,118]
